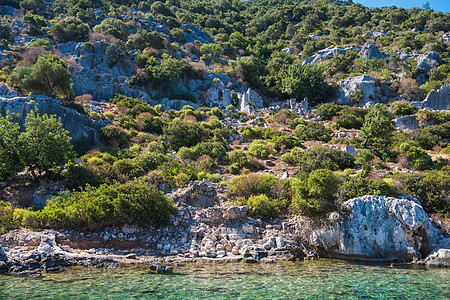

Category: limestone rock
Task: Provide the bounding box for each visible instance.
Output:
[420,85,450,111]
[334,75,388,107]
[358,44,384,59]
[309,195,442,261]
[0,95,105,145]
[303,46,360,65]
[416,51,442,73]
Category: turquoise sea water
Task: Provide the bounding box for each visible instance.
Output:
[0,260,448,299]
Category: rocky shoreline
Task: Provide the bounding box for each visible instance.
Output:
[1,181,449,276]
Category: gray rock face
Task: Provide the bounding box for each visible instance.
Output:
[395,115,421,130]
[181,23,212,44]
[303,46,360,65]
[0,94,105,145]
[159,98,197,111]
[420,85,450,111]
[334,75,387,107]
[171,179,227,208]
[0,245,7,261]
[358,44,384,59]
[416,51,442,73]
[57,41,152,102]
[309,195,442,261]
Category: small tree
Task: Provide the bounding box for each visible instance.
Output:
[0,113,23,180]
[360,103,395,148]
[280,64,332,104]
[19,109,74,178]
[9,54,73,100]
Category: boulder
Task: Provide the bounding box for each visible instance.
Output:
[424,242,450,267]
[309,195,442,261]
[334,75,387,107]
[303,46,360,65]
[419,85,450,111]
[181,23,212,44]
[0,95,105,146]
[416,51,442,73]
[358,44,384,59]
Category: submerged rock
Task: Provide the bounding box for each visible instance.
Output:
[309,195,442,261]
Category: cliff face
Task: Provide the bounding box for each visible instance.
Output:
[308,195,443,262]
[0,89,105,146]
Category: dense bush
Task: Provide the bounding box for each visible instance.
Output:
[163,118,204,151]
[391,168,450,216]
[99,125,130,148]
[338,176,398,201]
[40,179,177,230]
[296,147,355,173]
[248,140,272,159]
[294,122,332,142]
[292,169,341,216]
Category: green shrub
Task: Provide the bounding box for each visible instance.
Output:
[292,169,340,216]
[246,194,284,219]
[410,154,435,170]
[338,176,397,201]
[270,135,302,150]
[295,122,332,142]
[163,118,204,150]
[0,201,14,234]
[12,209,39,227]
[178,147,196,160]
[229,150,248,166]
[440,147,450,155]
[404,146,426,160]
[248,140,271,159]
[100,125,130,148]
[280,147,304,165]
[65,164,101,191]
[40,179,177,230]
[210,107,223,119]
[297,147,355,173]
[389,101,419,116]
[112,158,146,179]
[391,169,450,216]
[316,102,343,120]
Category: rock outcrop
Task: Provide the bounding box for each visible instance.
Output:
[309,195,442,262]
[0,93,105,145]
[303,46,361,65]
[417,85,450,111]
[334,75,388,107]
[416,51,442,73]
[358,44,384,59]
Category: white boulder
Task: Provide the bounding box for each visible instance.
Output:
[309,195,442,261]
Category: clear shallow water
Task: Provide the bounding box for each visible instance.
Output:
[0,260,448,299]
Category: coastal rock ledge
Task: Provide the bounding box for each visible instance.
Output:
[309,195,448,264]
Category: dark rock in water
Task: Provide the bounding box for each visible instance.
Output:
[0,245,7,261]
[156,266,165,274]
[164,266,174,274]
[244,258,258,263]
[149,265,157,270]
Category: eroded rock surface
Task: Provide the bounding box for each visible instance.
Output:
[0,93,105,145]
[309,195,442,262]
[334,75,389,107]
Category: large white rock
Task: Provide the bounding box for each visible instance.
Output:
[309,195,442,261]
[334,75,387,107]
